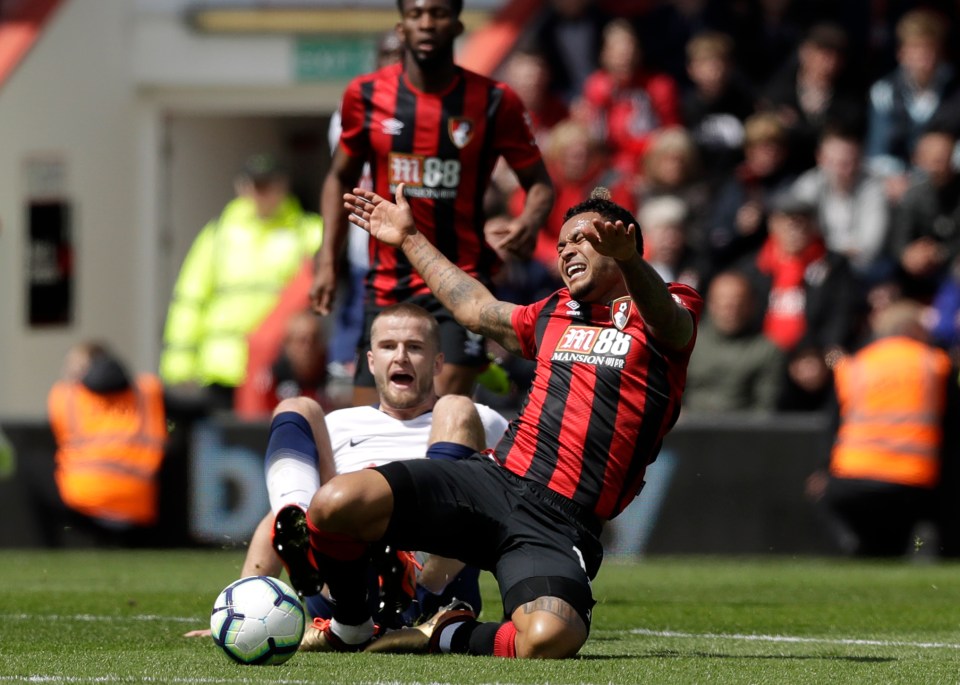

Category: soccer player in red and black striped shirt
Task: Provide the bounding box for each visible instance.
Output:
[296,184,701,659]
[312,0,554,406]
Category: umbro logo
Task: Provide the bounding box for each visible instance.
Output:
[381,118,404,136]
[566,301,582,317]
[349,436,374,447]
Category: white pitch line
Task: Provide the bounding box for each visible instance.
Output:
[629,627,960,650]
[0,613,198,623]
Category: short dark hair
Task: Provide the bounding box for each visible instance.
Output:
[372,302,441,351]
[562,188,644,253]
[396,0,463,17]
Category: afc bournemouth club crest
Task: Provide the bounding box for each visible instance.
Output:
[611,297,631,330]
[448,117,474,149]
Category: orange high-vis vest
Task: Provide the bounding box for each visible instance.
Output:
[47,374,167,526]
[830,337,951,488]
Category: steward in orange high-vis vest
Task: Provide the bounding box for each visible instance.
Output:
[48,352,167,528]
[820,300,956,556]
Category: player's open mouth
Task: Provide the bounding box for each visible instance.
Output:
[390,372,415,386]
[566,263,587,280]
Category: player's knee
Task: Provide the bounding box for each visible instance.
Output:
[433,394,475,421]
[272,396,324,423]
[515,614,586,659]
[309,477,360,531]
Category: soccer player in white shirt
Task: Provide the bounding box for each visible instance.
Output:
[184,303,508,640]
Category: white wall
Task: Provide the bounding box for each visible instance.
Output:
[0,0,139,419]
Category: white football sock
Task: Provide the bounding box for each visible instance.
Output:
[329,617,375,645]
[265,449,320,513]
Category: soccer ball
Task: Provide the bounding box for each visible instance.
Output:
[210,576,306,665]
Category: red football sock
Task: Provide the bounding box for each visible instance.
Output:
[492,621,518,658]
[305,514,368,561]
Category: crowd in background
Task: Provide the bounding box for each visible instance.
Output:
[477,0,960,415]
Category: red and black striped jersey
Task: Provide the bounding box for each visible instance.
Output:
[493,283,704,521]
[338,62,543,305]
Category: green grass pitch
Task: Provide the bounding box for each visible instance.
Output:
[1,549,959,684]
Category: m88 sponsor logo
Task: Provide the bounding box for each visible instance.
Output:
[553,325,631,368]
[389,153,461,199]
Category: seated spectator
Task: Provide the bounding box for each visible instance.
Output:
[707,112,797,276]
[737,192,863,359]
[510,119,630,279]
[760,22,865,173]
[501,44,569,146]
[790,125,893,284]
[888,129,960,302]
[806,300,957,557]
[865,8,958,202]
[236,310,331,419]
[633,126,714,255]
[491,43,570,200]
[683,270,785,413]
[46,342,168,547]
[522,0,610,103]
[927,255,960,353]
[575,18,681,175]
[682,31,757,182]
[638,195,703,291]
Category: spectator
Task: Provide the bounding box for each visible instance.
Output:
[511,119,630,280]
[707,112,797,275]
[682,31,757,181]
[888,129,960,302]
[522,0,610,103]
[726,0,805,88]
[684,270,785,412]
[927,255,960,352]
[760,22,865,172]
[736,193,863,408]
[47,342,167,547]
[864,8,958,201]
[501,44,569,146]
[159,154,323,411]
[576,18,681,175]
[235,310,331,420]
[806,300,957,556]
[634,126,714,257]
[790,125,892,284]
[638,195,702,291]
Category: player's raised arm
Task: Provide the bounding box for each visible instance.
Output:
[344,185,521,354]
[585,217,694,351]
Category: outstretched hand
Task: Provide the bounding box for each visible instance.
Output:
[584,218,639,262]
[344,184,417,248]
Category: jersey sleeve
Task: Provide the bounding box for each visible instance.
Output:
[666,282,704,354]
[511,298,546,360]
[474,403,510,449]
[668,282,704,325]
[493,84,543,171]
[337,77,368,159]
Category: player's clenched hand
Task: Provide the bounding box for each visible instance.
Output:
[344,184,417,249]
[493,218,537,261]
[586,218,638,262]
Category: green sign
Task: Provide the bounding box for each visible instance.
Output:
[295,36,377,82]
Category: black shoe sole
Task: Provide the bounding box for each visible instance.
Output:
[272,506,324,598]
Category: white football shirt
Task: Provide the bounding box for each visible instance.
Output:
[327,403,509,475]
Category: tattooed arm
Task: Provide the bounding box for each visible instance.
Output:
[344,184,522,354]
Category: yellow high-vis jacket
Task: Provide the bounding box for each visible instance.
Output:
[159,196,322,388]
